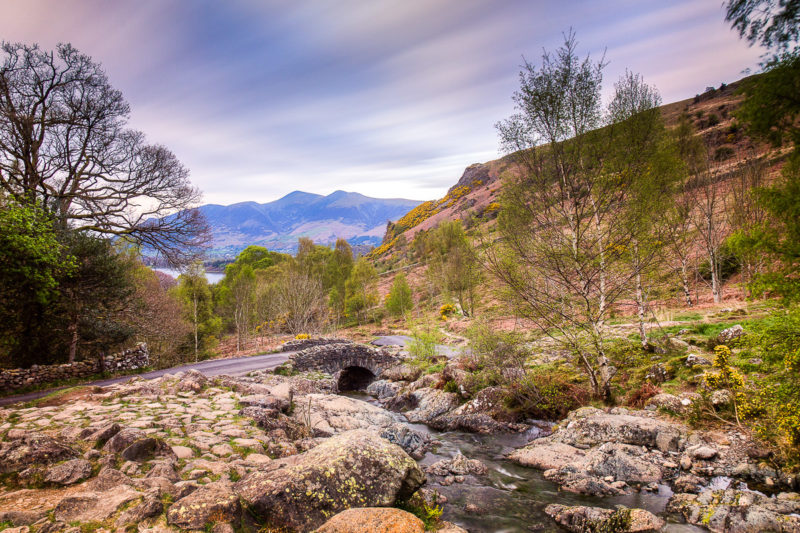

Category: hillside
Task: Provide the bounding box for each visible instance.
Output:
[193,190,422,257]
[371,77,781,262]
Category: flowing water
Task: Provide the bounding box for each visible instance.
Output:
[344,392,705,533]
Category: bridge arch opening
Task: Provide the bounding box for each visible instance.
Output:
[337,366,376,391]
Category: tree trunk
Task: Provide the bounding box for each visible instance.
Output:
[193,296,199,362]
[710,250,721,303]
[680,259,693,307]
[67,318,79,363]
[636,270,648,349]
[633,241,648,349]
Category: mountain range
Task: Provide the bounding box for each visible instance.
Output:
[195,190,422,257]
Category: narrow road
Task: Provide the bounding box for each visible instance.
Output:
[1,335,466,407]
[0,352,291,407]
[371,335,465,358]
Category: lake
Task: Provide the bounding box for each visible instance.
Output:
[154,268,225,284]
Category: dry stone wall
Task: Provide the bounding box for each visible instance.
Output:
[0,344,149,391]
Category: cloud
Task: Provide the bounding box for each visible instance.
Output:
[0,0,764,205]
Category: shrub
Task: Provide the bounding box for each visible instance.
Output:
[408,324,439,364]
[714,145,735,161]
[626,382,661,408]
[439,303,457,320]
[294,333,309,340]
[385,274,413,317]
[504,365,590,420]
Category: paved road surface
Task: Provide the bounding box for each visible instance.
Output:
[371,335,464,358]
[0,352,290,407]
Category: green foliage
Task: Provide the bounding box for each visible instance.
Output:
[0,198,72,306]
[407,324,440,364]
[504,364,591,420]
[385,273,413,317]
[725,0,800,53]
[698,239,741,282]
[743,158,800,301]
[344,257,379,323]
[734,306,800,464]
[737,51,800,148]
[417,220,481,317]
[176,262,220,359]
[399,499,443,531]
[0,199,75,365]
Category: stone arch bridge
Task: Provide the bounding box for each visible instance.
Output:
[288,341,399,391]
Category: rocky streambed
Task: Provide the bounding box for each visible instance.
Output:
[0,340,798,533]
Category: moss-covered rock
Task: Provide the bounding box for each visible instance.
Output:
[234,429,425,532]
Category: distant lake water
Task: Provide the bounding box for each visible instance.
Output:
[154,268,225,284]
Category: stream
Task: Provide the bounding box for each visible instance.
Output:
[343,392,705,533]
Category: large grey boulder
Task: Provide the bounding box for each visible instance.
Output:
[234,429,424,532]
[510,408,686,495]
[402,388,460,423]
[288,393,430,458]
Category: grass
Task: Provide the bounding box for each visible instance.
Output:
[23,385,92,407]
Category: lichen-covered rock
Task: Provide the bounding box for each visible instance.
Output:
[380,423,431,460]
[315,507,425,533]
[645,393,698,414]
[0,511,47,527]
[53,488,140,522]
[381,364,422,382]
[288,393,430,458]
[717,324,746,344]
[668,489,800,532]
[166,481,241,530]
[43,459,92,485]
[686,354,712,367]
[0,433,79,474]
[234,429,425,532]
[117,488,163,526]
[510,408,687,495]
[103,427,146,453]
[426,452,487,478]
[120,437,176,462]
[78,422,121,447]
[545,504,665,533]
[402,388,460,424]
[367,379,401,400]
[427,386,529,434]
[86,467,134,491]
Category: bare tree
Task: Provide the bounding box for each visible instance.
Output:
[690,155,728,304]
[277,268,327,335]
[662,183,697,307]
[0,43,208,265]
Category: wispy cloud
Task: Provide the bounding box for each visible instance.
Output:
[0,0,763,204]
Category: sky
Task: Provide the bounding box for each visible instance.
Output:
[1,0,764,205]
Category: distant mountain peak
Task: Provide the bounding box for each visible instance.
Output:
[195,189,423,257]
